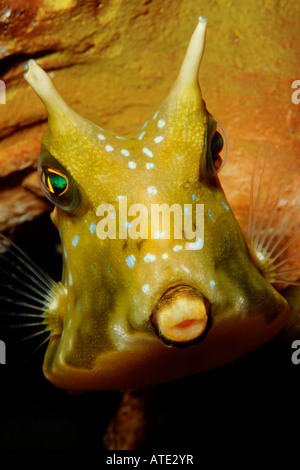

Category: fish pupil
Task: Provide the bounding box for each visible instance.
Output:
[211,131,223,160]
[44,168,69,196]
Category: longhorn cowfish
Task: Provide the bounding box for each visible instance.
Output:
[0,17,299,391]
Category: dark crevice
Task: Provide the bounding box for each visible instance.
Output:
[0,49,58,80]
[0,167,37,191]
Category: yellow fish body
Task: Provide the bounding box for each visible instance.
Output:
[4,17,297,391]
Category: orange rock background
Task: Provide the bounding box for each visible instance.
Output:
[0,0,299,254]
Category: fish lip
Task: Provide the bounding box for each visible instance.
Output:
[155,314,212,348]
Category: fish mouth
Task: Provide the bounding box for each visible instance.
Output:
[151,284,210,346]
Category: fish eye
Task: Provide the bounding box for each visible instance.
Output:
[43,168,69,197]
[207,118,229,175]
[38,151,80,212]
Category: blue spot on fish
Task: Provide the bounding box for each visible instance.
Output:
[72,235,79,247]
[221,200,229,211]
[208,209,214,221]
[126,255,136,268]
[144,253,156,262]
[89,222,96,234]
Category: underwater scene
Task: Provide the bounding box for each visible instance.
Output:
[0,0,299,453]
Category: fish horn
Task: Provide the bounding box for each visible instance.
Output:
[24,60,87,133]
[175,15,207,90]
[147,17,209,176]
[24,60,119,171]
